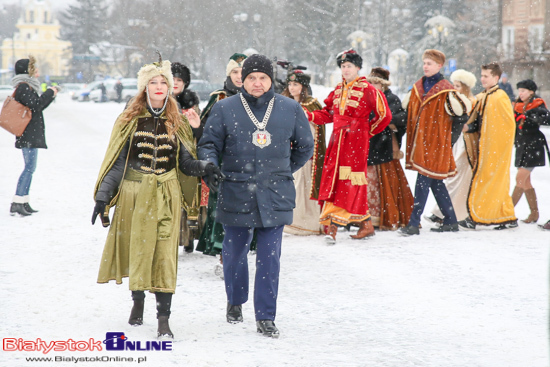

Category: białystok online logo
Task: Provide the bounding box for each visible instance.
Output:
[3,332,172,354]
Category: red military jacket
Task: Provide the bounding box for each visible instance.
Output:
[307,76,391,215]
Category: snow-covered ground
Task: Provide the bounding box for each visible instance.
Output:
[0,94,548,367]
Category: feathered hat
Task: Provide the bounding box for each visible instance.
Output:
[366,67,391,87]
[336,49,362,69]
[137,51,174,93]
[226,53,247,76]
[450,69,476,89]
[286,69,311,88]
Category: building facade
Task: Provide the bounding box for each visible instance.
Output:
[1,0,72,82]
[500,0,550,100]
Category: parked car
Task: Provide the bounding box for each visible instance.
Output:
[60,83,85,100]
[75,81,103,102]
[0,85,15,101]
[90,78,138,103]
[188,80,222,101]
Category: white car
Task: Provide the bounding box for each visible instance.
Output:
[0,85,15,101]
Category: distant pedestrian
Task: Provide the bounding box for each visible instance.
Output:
[99,82,107,102]
[510,79,549,224]
[114,79,123,103]
[499,73,515,101]
[9,56,57,216]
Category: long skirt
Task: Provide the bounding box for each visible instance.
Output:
[97,170,182,293]
[284,159,323,235]
[431,136,472,221]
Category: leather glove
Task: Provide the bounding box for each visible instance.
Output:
[203,163,224,193]
[91,200,110,227]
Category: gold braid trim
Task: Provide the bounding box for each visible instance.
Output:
[350,172,367,185]
[339,166,351,180]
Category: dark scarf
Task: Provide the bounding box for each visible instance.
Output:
[224,76,241,96]
[175,89,199,110]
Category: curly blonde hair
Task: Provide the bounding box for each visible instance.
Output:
[120,86,182,139]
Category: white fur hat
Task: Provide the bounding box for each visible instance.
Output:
[450,69,476,89]
[137,59,174,93]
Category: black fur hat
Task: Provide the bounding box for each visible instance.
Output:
[286,70,311,88]
[336,49,362,69]
[171,62,191,89]
[516,79,537,92]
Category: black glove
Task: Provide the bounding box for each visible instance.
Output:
[91,200,110,227]
[203,163,224,193]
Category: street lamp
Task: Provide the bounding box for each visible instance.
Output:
[233,12,261,49]
[425,15,455,47]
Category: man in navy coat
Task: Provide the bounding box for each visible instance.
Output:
[198,54,314,338]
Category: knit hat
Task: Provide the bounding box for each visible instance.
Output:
[336,49,362,69]
[241,54,273,82]
[516,79,537,92]
[286,69,311,88]
[15,55,36,76]
[226,53,247,76]
[137,52,174,93]
[422,49,445,65]
[366,67,391,87]
[450,69,476,89]
[171,62,191,88]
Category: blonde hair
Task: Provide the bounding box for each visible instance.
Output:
[120,88,182,139]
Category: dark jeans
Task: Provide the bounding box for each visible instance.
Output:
[15,148,38,197]
[409,173,457,227]
[222,225,284,321]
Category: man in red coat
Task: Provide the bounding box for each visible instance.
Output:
[306,49,391,243]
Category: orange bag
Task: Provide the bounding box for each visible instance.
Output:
[0,88,32,137]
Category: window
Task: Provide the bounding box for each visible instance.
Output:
[528,24,544,53]
[502,26,515,59]
[29,10,34,23]
[44,11,48,23]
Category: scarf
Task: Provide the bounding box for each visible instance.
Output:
[11,74,41,94]
[224,76,240,96]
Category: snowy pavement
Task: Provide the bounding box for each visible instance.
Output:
[0,95,548,367]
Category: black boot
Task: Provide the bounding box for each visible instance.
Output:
[256,320,280,338]
[23,203,38,213]
[430,223,459,232]
[129,291,145,326]
[10,203,31,216]
[156,292,173,339]
[226,302,243,323]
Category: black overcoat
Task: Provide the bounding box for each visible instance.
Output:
[13,83,55,149]
[198,86,314,228]
[514,98,550,168]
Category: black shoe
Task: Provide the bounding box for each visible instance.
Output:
[494,220,518,230]
[157,315,173,339]
[458,217,476,230]
[128,300,144,326]
[23,203,38,213]
[256,320,280,338]
[226,302,243,323]
[424,214,443,224]
[184,239,194,253]
[10,203,32,216]
[430,223,459,232]
[398,225,419,236]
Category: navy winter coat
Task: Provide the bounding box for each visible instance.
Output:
[198,86,314,228]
